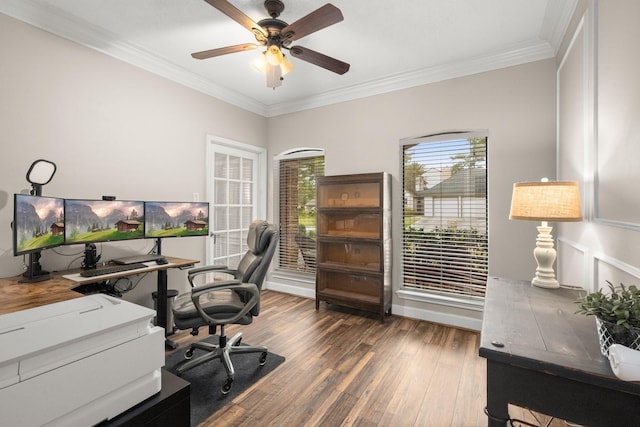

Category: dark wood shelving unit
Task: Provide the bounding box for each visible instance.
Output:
[315,172,392,321]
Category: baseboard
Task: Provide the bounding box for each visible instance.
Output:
[264,279,482,331]
[263,279,315,299]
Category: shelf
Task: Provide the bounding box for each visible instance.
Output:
[317,288,380,305]
[317,261,380,272]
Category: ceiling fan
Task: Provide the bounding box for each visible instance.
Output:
[192,0,350,89]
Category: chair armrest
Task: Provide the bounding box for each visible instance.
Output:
[187,265,239,287]
[191,281,259,326]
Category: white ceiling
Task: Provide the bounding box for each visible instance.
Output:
[1,0,577,117]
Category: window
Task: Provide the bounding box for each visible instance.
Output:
[276,149,324,273]
[402,133,488,299]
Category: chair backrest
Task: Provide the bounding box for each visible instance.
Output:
[236,220,279,291]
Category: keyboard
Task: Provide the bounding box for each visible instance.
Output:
[80,262,148,278]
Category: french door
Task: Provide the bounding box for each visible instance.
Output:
[207,136,266,268]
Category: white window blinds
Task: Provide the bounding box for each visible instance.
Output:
[402,134,488,297]
[278,151,324,273]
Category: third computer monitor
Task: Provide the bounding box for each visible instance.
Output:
[144,201,209,238]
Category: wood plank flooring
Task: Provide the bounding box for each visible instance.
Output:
[167,290,570,427]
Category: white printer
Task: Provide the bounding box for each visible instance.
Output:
[0,294,165,426]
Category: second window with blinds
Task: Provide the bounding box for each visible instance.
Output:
[402,132,488,301]
[276,149,325,274]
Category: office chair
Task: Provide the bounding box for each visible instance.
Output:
[171,220,279,394]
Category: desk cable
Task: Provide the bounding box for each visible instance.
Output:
[484,406,554,427]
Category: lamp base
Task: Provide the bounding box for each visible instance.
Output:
[531,224,560,289]
[531,276,559,289]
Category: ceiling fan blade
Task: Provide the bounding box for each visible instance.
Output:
[281,4,343,42]
[192,43,259,60]
[289,46,350,75]
[203,0,266,39]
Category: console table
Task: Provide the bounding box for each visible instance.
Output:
[480,277,640,426]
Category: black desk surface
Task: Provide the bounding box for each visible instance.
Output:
[480,277,640,425]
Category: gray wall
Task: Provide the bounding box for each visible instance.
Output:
[557,0,640,293]
[1,10,563,328]
[268,60,557,328]
[0,13,267,306]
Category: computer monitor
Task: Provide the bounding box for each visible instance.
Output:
[13,193,65,256]
[64,199,145,244]
[144,201,209,238]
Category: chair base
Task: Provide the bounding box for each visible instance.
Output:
[175,332,268,394]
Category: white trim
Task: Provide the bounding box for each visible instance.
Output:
[540,0,580,53]
[263,279,315,300]
[273,148,324,161]
[557,235,591,290]
[391,302,482,332]
[0,0,567,118]
[262,279,483,331]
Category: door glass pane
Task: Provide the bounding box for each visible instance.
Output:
[215,180,227,204]
[242,182,252,204]
[214,232,228,258]
[242,207,253,227]
[242,158,253,181]
[214,206,227,231]
[215,153,227,178]
[229,156,241,180]
[229,230,242,255]
[229,181,241,204]
[229,207,241,229]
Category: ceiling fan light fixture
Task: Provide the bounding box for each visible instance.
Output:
[265,44,284,65]
[253,52,268,73]
[281,54,294,75]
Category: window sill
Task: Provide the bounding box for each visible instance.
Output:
[396,288,484,312]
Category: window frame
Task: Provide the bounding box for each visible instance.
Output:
[398,131,488,311]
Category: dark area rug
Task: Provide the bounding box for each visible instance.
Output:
[165,336,285,427]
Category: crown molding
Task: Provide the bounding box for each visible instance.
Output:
[1,0,566,118]
[539,0,579,53]
[267,40,555,117]
[0,0,270,116]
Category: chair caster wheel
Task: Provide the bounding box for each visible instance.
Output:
[184,348,194,359]
[221,379,233,395]
[259,352,267,366]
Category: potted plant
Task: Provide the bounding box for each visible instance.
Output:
[575,281,640,356]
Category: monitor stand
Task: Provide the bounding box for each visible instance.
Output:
[82,243,100,269]
[20,251,50,283]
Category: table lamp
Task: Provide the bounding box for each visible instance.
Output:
[509,179,582,288]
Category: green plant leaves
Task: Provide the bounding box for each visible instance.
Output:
[575,281,640,330]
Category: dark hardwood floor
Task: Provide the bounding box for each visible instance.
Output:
[167,290,569,427]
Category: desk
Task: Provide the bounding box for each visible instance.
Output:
[0,256,197,426]
[479,277,640,426]
[0,256,198,347]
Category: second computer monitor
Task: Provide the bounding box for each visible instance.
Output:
[64,199,145,244]
[144,201,209,238]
